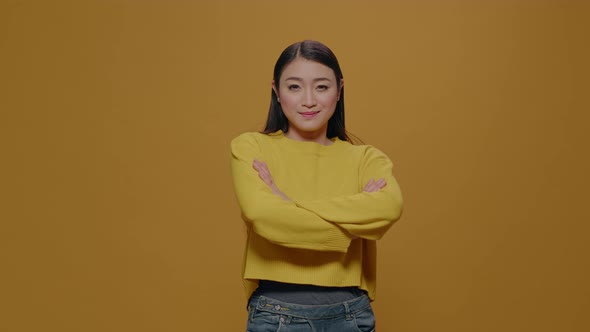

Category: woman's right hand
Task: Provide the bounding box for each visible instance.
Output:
[253,159,291,201]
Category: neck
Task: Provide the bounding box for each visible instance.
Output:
[284,128,333,146]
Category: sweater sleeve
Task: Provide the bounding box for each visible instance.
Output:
[230,133,352,252]
[294,146,403,240]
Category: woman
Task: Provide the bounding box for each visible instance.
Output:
[231,40,403,331]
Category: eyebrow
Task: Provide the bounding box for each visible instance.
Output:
[283,77,333,82]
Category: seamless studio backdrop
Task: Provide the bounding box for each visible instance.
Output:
[1,1,588,331]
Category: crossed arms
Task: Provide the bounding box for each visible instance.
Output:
[231,135,403,253]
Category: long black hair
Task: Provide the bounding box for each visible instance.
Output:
[262,40,354,143]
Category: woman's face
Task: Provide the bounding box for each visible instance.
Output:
[273,57,342,144]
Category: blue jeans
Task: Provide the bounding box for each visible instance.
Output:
[246,294,376,332]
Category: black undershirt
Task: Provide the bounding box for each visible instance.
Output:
[252,280,366,305]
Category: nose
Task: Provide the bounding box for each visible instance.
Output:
[302,89,316,108]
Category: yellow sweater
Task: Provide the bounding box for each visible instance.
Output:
[230,131,403,301]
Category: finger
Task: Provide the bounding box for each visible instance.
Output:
[258,165,275,186]
[259,166,271,179]
[260,161,270,172]
[253,160,269,183]
[256,161,268,173]
[370,180,379,191]
[363,179,374,191]
[253,160,271,178]
[258,167,271,179]
[366,180,386,192]
[375,178,387,188]
[253,159,264,172]
[364,178,388,192]
[258,174,273,186]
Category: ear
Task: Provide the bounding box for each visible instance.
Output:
[338,78,344,100]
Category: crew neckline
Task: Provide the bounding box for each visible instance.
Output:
[269,130,342,148]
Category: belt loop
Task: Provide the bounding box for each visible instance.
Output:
[248,297,260,322]
[343,301,352,321]
[248,304,255,322]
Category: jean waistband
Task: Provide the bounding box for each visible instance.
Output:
[249,294,371,320]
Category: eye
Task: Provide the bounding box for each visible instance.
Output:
[316,85,329,91]
[287,84,301,91]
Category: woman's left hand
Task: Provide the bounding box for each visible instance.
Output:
[363,178,387,192]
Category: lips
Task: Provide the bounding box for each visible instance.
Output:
[299,111,320,119]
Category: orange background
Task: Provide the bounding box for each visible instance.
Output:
[1,1,589,331]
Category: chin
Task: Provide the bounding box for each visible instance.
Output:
[293,122,323,130]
